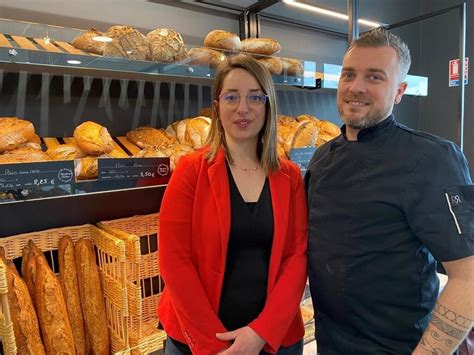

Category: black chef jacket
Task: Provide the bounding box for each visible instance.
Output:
[305,115,474,354]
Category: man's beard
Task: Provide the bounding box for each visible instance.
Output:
[338,96,391,130]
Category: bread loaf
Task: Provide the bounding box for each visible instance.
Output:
[188,47,227,68]
[241,37,281,56]
[185,116,211,149]
[0,148,51,164]
[74,121,114,155]
[35,256,76,354]
[75,156,98,180]
[127,126,176,149]
[0,117,36,153]
[75,238,110,355]
[204,30,241,51]
[257,57,283,75]
[5,258,46,355]
[134,148,167,158]
[281,57,304,76]
[147,28,188,63]
[284,120,318,156]
[59,236,87,355]
[71,28,104,55]
[47,143,88,160]
[103,25,150,61]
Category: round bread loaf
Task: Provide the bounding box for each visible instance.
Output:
[188,47,228,68]
[257,57,283,75]
[281,57,304,76]
[204,30,241,52]
[147,28,188,63]
[103,25,150,61]
[0,117,36,153]
[71,28,104,55]
[241,37,281,56]
[73,121,114,155]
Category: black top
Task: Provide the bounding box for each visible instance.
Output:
[218,163,274,331]
[305,115,474,354]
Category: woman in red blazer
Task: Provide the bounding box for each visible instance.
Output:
[158,55,308,355]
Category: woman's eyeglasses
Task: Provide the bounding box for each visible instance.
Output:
[219,92,268,108]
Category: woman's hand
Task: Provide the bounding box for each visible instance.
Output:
[215,326,266,354]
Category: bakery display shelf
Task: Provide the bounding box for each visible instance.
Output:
[0,136,170,203]
[0,18,319,90]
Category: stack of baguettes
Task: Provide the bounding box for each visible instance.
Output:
[0,237,109,354]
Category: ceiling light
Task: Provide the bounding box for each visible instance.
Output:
[67,59,82,65]
[283,0,383,28]
[92,36,113,43]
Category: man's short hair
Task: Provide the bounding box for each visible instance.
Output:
[348,28,411,81]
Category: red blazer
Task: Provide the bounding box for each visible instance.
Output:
[158,148,308,354]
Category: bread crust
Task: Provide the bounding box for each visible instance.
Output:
[0,117,36,153]
[241,37,281,56]
[103,25,150,61]
[147,28,188,63]
[73,121,114,155]
[0,148,51,164]
[47,143,88,160]
[59,235,87,355]
[71,28,104,55]
[257,57,283,75]
[204,30,241,51]
[75,238,110,355]
[281,57,304,76]
[6,259,46,355]
[188,47,228,68]
[35,256,76,354]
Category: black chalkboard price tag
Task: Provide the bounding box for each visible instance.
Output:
[290,147,317,176]
[0,161,75,191]
[98,158,171,182]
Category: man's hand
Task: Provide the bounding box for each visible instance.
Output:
[215,326,266,354]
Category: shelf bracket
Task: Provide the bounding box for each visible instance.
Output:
[239,0,281,39]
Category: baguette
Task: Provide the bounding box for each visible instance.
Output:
[59,235,87,355]
[4,256,45,354]
[75,237,110,355]
[35,256,75,354]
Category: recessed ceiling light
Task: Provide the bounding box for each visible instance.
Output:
[92,36,113,43]
[67,59,82,65]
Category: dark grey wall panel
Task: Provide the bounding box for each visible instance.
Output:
[420,0,473,173]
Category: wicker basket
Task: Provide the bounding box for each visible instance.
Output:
[98,214,166,354]
[0,224,130,354]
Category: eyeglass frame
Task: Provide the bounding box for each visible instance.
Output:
[218,92,269,108]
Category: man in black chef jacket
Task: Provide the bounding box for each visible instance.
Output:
[305,28,474,354]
